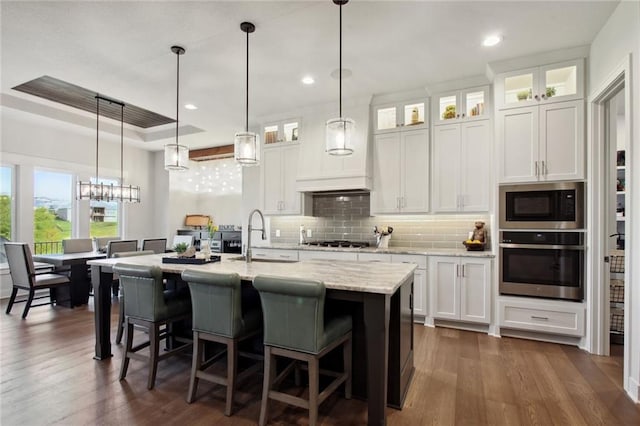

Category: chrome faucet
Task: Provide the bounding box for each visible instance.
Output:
[246,208,266,263]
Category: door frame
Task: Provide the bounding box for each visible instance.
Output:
[587,54,631,387]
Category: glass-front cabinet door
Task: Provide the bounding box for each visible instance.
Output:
[374,100,428,133]
[497,59,583,109]
[433,86,489,125]
[263,119,300,145]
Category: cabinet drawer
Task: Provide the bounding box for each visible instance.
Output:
[358,253,392,263]
[251,249,299,261]
[499,300,584,337]
[391,254,427,269]
[298,250,358,262]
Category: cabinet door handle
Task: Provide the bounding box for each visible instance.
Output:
[534,94,540,101]
[461,265,465,277]
[535,161,539,177]
[456,114,460,118]
[542,160,547,175]
[541,94,547,99]
[279,254,290,258]
[456,264,460,277]
[462,113,466,118]
[531,316,549,321]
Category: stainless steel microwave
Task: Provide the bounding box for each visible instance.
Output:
[499,182,584,229]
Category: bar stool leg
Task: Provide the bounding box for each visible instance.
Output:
[259,346,275,426]
[344,335,352,399]
[225,339,238,416]
[308,356,319,426]
[187,331,202,403]
[148,323,160,390]
[120,318,133,380]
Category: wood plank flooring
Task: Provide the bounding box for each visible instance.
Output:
[1,300,638,425]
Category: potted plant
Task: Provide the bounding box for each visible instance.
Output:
[173,242,189,257]
[442,105,456,119]
[517,90,529,101]
[545,86,556,98]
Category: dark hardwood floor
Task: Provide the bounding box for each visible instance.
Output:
[1,300,638,425]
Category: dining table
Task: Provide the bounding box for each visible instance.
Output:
[88,252,416,426]
[33,251,106,307]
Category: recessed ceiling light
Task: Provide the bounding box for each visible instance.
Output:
[184,103,198,110]
[482,35,502,47]
[302,76,315,85]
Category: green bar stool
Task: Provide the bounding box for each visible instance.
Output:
[114,264,192,390]
[112,250,155,345]
[181,270,263,416]
[253,275,352,426]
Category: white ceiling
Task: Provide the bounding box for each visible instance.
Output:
[1,1,618,152]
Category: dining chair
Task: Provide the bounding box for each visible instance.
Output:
[112,250,155,345]
[62,238,94,254]
[93,236,120,253]
[4,242,71,319]
[107,240,138,297]
[141,238,167,254]
[114,263,192,390]
[181,269,263,416]
[253,275,352,426]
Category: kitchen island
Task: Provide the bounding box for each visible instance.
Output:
[88,253,416,426]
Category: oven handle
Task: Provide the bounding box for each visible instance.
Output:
[499,243,585,250]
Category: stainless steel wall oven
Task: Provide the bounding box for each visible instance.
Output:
[499,231,584,301]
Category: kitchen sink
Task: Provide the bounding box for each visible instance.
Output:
[227,256,298,263]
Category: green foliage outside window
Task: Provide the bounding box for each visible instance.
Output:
[0,195,10,241]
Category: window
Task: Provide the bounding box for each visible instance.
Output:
[33,170,73,254]
[0,166,13,264]
[89,177,119,238]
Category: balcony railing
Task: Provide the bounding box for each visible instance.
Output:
[34,241,63,255]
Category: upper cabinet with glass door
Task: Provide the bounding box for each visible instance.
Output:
[432,86,490,125]
[263,118,301,145]
[495,59,584,110]
[374,99,429,134]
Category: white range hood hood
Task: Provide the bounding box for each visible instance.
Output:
[295,97,372,192]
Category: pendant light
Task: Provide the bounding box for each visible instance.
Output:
[77,95,140,202]
[234,22,260,166]
[113,102,141,202]
[164,45,189,171]
[326,0,354,156]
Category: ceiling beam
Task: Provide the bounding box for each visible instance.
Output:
[189,145,234,161]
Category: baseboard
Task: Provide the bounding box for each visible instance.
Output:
[499,327,582,347]
[433,319,490,334]
[628,376,640,402]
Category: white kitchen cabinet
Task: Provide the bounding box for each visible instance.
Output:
[374,99,428,134]
[498,297,585,337]
[263,118,300,145]
[298,250,358,262]
[429,256,491,324]
[251,248,299,261]
[432,86,490,125]
[392,254,427,319]
[498,99,584,183]
[495,59,584,110]
[372,129,429,214]
[433,120,490,212]
[262,143,305,215]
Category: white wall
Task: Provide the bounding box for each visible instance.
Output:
[589,0,640,401]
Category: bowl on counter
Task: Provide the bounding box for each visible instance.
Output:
[462,241,485,251]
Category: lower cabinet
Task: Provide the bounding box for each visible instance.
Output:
[298,250,358,262]
[391,255,427,319]
[250,248,299,261]
[498,297,585,337]
[429,256,491,324]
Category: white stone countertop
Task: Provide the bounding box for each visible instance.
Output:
[89,253,416,295]
[254,243,496,258]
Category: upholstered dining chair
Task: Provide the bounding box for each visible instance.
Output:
[4,242,71,319]
[141,238,167,254]
[112,250,155,345]
[253,275,352,426]
[181,270,263,416]
[107,240,138,297]
[114,263,192,390]
[93,236,119,253]
[62,238,94,254]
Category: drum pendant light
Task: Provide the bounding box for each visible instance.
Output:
[234,22,260,166]
[326,0,354,156]
[164,45,189,171]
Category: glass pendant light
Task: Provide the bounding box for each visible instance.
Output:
[164,45,189,171]
[234,22,260,166]
[326,0,354,156]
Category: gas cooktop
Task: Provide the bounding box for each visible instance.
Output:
[304,240,371,248]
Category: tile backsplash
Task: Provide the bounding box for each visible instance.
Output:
[269,193,491,249]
